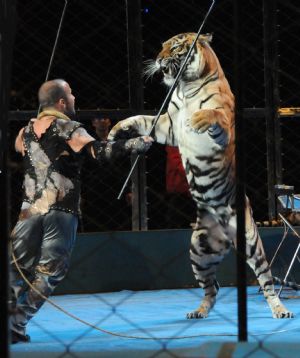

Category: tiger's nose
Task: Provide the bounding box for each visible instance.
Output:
[156,58,167,72]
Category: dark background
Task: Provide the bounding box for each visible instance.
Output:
[8,0,300,230]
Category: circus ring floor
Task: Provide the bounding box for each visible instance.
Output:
[10,228,300,357]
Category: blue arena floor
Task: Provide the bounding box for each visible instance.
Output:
[10,286,300,358]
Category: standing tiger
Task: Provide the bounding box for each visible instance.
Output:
[108,33,293,319]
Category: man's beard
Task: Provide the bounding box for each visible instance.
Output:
[64,102,76,117]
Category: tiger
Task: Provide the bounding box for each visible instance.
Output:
[108,32,293,319]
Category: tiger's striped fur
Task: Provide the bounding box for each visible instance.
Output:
[108,33,293,319]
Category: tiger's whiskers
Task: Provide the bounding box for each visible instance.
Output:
[143,59,158,81]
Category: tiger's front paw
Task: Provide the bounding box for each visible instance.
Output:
[108,119,139,141]
[190,109,216,133]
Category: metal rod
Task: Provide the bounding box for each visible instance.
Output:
[125,0,148,229]
[37,0,68,114]
[277,213,300,297]
[259,219,288,293]
[45,0,68,82]
[263,0,280,220]
[118,155,139,200]
[268,220,288,268]
[0,0,17,354]
[234,0,248,342]
[118,0,216,199]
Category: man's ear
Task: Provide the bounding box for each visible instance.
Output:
[58,98,65,106]
[57,98,66,111]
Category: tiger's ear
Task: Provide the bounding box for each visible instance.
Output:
[198,33,213,44]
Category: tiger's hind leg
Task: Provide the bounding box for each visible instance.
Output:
[230,202,293,318]
[187,210,232,319]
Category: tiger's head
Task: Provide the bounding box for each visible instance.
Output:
[145,32,217,86]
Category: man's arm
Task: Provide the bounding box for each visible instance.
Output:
[67,127,95,153]
[67,127,153,160]
[15,128,25,156]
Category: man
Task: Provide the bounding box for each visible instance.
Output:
[81,115,133,232]
[91,116,111,141]
[9,79,153,343]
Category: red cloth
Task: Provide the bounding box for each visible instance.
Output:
[165,146,190,194]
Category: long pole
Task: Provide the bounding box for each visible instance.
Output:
[0,0,17,355]
[37,0,68,114]
[126,0,148,230]
[263,0,280,220]
[233,0,248,342]
[118,0,216,199]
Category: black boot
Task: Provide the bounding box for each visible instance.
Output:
[11,330,31,344]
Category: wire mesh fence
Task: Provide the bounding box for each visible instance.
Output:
[6,0,300,356]
[9,0,270,231]
[11,0,129,110]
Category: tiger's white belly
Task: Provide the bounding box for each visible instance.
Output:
[174,108,233,207]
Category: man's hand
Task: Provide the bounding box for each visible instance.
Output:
[124,136,153,154]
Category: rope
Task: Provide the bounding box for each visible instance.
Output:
[11,249,295,340]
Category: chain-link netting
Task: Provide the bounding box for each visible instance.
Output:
[278,0,300,196]
[7,0,300,356]
[277,0,300,107]
[9,0,270,230]
[11,0,129,110]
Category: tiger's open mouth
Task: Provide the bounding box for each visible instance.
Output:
[160,60,181,79]
[160,52,200,81]
[143,53,187,84]
[162,66,174,77]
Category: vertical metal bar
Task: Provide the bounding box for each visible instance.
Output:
[125,0,147,230]
[0,0,17,355]
[263,0,280,220]
[130,153,148,230]
[233,0,248,342]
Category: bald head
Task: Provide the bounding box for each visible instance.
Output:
[38,79,67,109]
[38,79,75,116]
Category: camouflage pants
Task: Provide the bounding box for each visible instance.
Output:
[9,209,78,336]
